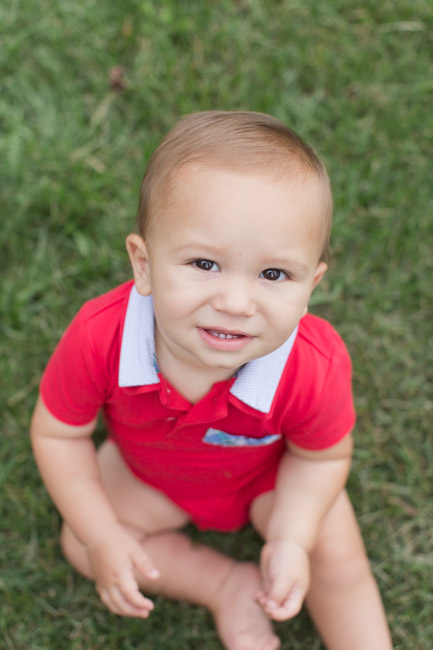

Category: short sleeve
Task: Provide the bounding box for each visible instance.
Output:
[40,307,108,426]
[282,328,356,450]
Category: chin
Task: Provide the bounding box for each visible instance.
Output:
[196,354,240,371]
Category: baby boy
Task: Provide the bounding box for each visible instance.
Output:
[31,111,392,650]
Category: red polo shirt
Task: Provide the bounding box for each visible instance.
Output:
[40,281,355,530]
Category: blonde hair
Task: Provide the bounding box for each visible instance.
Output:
[137,111,332,260]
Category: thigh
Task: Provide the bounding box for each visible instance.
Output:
[249,489,275,538]
[97,440,190,535]
[250,487,367,564]
[309,490,370,580]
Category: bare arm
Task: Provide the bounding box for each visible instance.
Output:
[257,433,353,619]
[267,433,353,550]
[30,395,159,617]
[30,395,118,545]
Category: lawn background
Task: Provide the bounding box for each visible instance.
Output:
[1,1,432,648]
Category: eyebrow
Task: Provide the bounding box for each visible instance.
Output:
[259,256,310,273]
[172,242,220,256]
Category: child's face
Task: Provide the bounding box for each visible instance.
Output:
[128,165,327,379]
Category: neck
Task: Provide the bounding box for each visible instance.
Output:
[157,356,236,404]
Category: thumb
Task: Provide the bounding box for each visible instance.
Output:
[261,541,285,600]
[132,545,160,581]
[260,540,310,611]
[265,551,292,605]
[276,581,306,619]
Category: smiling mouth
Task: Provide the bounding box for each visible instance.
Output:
[206,329,245,340]
[198,327,253,351]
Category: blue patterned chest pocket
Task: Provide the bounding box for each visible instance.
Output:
[202,428,282,447]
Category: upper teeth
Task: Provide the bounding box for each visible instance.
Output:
[209,330,241,339]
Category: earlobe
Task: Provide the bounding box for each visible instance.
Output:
[125,233,152,296]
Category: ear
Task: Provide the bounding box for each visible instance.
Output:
[302,262,328,317]
[125,233,152,296]
[312,261,328,290]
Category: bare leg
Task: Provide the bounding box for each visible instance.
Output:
[60,441,280,650]
[250,489,393,650]
[306,491,393,650]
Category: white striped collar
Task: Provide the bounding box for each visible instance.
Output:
[119,285,297,413]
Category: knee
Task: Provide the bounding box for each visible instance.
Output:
[60,522,93,579]
[308,491,374,590]
[310,532,373,592]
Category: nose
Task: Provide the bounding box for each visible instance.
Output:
[211,276,257,317]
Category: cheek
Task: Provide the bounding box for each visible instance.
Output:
[157,268,199,294]
[163,273,211,306]
[264,295,308,331]
[154,290,197,323]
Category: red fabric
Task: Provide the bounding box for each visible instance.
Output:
[40,281,355,531]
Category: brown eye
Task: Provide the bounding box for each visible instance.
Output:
[261,268,286,282]
[193,259,218,271]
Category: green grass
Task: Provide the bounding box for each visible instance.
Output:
[1,0,432,648]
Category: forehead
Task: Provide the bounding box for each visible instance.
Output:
[150,164,329,259]
[164,162,327,212]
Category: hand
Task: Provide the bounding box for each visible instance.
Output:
[86,522,160,618]
[256,539,310,620]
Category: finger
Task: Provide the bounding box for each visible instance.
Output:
[260,543,291,604]
[263,586,305,621]
[256,591,294,621]
[132,547,160,581]
[267,570,292,605]
[98,587,123,616]
[261,540,310,606]
[259,543,275,596]
[263,572,308,617]
[103,584,152,619]
[110,584,151,618]
[118,568,155,611]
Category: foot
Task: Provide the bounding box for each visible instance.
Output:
[211,562,281,650]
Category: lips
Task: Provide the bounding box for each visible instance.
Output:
[197,327,253,351]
